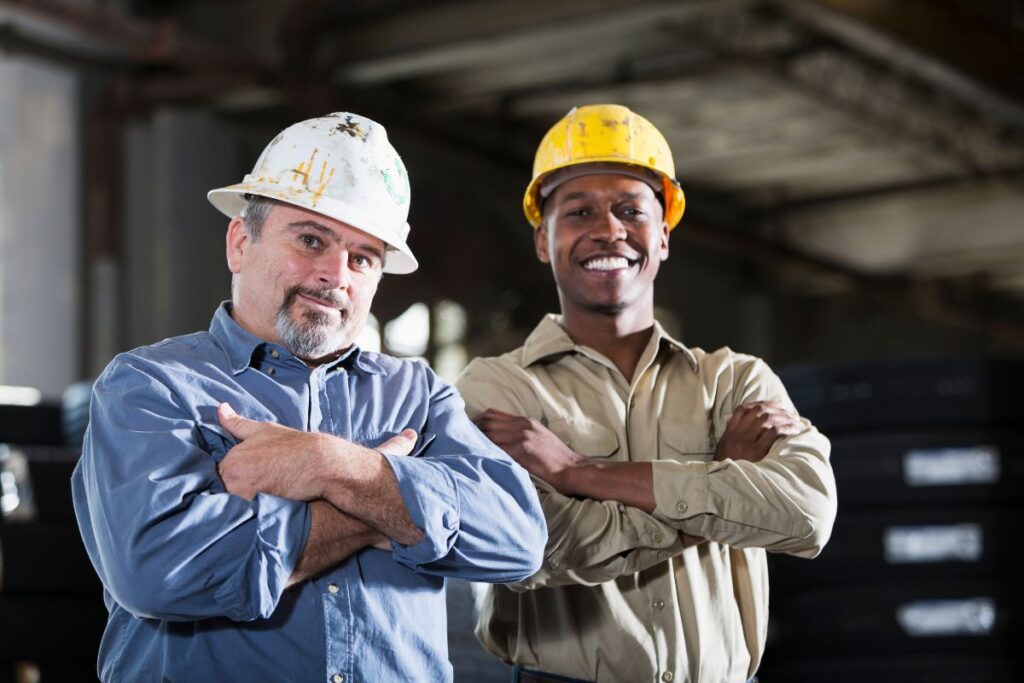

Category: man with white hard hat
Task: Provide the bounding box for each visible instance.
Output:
[72,112,546,683]
[456,104,838,683]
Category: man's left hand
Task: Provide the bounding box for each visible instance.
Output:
[473,408,582,489]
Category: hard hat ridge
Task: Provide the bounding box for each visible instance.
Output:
[207,112,418,274]
[523,104,685,231]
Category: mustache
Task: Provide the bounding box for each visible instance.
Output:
[282,285,346,310]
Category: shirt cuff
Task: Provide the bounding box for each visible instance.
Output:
[381,454,460,569]
[214,493,310,621]
[650,460,713,528]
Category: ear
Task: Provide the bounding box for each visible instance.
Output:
[226,216,248,274]
[658,221,670,262]
[534,222,551,264]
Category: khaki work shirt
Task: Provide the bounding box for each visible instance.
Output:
[455,315,837,683]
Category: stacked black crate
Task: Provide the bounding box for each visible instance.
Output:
[0,400,106,682]
[760,358,1023,683]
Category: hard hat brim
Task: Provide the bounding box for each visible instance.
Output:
[208,184,418,275]
[523,160,685,231]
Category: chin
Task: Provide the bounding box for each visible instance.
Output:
[587,301,627,316]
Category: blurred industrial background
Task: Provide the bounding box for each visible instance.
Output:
[0,0,1021,681]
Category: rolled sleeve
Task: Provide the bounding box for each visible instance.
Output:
[213,492,311,621]
[72,354,311,622]
[650,355,837,555]
[400,369,545,582]
[381,453,460,568]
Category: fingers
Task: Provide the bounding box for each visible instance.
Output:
[217,402,259,440]
[378,429,419,457]
[731,402,802,434]
[473,409,532,440]
[476,408,519,420]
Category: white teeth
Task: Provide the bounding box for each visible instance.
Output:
[583,256,630,271]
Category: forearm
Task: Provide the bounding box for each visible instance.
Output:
[651,435,837,555]
[556,460,656,513]
[318,442,424,546]
[286,500,386,588]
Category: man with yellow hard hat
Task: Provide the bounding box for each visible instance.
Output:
[456,104,838,683]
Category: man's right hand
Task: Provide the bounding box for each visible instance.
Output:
[217,402,419,501]
[714,401,802,463]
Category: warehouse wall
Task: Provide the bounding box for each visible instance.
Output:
[0,57,79,400]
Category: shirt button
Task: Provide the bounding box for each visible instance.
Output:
[658,552,670,561]
[662,672,674,682]
[653,599,665,610]
[332,674,344,683]
[328,583,339,594]
[270,349,280,359]
[267,367,276,376]
[651,532,663,544]
[676,501,687,513]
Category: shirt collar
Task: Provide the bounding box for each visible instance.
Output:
[519,313,699,371]
[208,302,386,376]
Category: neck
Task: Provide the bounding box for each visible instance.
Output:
[560,304,655,381]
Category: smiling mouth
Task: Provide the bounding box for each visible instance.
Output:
[581,255,636,271]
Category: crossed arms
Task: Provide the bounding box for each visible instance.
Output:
[73,352,545,622]
[456,354,838,589]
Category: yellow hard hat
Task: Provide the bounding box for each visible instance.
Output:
[523,104,685,230]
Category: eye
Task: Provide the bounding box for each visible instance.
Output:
[564,206,591,218]
[350,252,380,270]
[299,234,323,250]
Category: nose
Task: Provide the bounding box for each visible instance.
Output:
[316,248,352,290]
[589,211,627,243]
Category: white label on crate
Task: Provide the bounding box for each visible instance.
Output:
[884,524,982,563]
[902,446,1000,486]
[896,598,995,637]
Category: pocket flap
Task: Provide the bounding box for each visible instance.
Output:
[548,418,619,458]
[660,418,714,458]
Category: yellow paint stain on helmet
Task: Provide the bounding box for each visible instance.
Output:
[311,164,336,206]
[292,148,318,184]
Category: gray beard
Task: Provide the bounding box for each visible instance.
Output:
[275,287,349,360]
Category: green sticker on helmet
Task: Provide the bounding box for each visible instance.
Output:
[382,156,409,206]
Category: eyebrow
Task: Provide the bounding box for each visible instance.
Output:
[286,221,386,262]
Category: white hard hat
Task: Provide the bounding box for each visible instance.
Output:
[208,112,418,274]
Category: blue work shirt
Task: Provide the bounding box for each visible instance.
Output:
[72,303,546,683]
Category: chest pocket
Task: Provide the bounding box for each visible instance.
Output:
[547,417,619,458]
[659,415,715,462]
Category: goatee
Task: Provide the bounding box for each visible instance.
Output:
[275,286,349,360]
